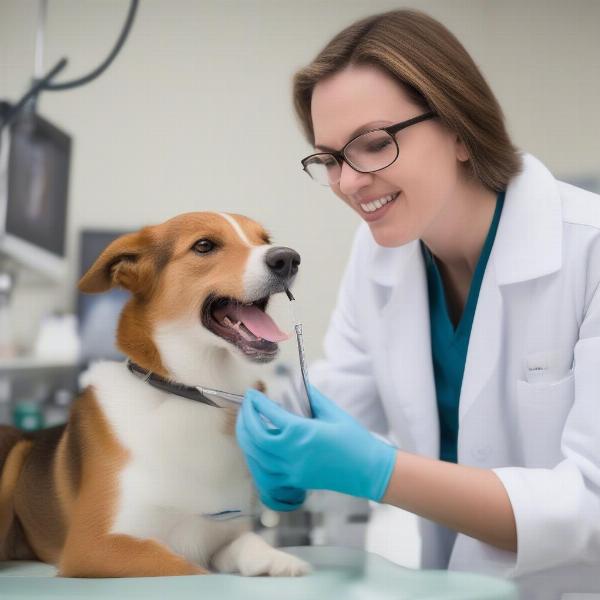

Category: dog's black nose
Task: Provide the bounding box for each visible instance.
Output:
[265,247,301,280]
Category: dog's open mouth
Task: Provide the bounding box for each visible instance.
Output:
[201,295,290,362]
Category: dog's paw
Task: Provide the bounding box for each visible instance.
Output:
[238,549,311,577]
[210,531,311,577]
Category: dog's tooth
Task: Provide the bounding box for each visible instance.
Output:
[232,320,245,333]
[234,321,257,342]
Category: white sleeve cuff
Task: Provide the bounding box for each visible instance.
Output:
[493,460,600,578]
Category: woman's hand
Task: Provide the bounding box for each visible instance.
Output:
[235,385,397,510]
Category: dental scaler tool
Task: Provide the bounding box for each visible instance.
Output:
[285,288,314,418]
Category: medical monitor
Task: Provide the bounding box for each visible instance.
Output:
[0,102,71,279]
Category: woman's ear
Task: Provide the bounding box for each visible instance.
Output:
[455,135,469,162]
[78,230,156,296]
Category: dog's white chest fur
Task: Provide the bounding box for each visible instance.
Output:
[80,361,257,566]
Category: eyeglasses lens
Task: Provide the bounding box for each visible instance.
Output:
[304,155,341,186]
[345,130,398,173]
[304,130,398,186]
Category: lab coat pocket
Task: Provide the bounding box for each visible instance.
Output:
[515,372,575,468]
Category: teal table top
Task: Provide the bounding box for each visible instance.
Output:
[0,545,518,599]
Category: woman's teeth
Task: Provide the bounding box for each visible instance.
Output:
[359,192,399,214]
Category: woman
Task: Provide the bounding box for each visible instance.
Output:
[236,9,600,598]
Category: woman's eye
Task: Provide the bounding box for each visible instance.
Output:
[193,239,216,254]
[366,138,392,153]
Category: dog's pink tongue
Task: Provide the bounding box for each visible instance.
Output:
[228,304,290,342]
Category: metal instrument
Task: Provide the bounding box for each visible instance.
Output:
[285,288,313,418]
[196,386,244,406]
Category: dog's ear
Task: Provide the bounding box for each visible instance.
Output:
[78,230,157,295]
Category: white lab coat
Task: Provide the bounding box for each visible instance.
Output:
[280,153,600,599]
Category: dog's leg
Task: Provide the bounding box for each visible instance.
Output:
[0,435,37,560]
[59,533,208,578]
[210,531,311,576]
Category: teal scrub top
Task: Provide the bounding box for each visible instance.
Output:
[420,191,505,463]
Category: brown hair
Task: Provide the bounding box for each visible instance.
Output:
[292,9,521,192]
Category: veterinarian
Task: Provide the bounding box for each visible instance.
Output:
[236,9,600,599]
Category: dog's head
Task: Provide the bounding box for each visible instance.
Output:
[78,212,299,382]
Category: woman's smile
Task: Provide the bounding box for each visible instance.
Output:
[354,191,400,221]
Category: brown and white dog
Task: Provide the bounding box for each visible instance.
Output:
[0,211,311,578]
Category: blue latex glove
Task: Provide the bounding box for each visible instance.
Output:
[236,385,397,508]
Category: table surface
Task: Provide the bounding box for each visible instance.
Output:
[0,545,518,600]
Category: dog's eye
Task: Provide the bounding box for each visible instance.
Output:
[193,239,216,254]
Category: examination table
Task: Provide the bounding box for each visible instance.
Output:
[0,546,518,599]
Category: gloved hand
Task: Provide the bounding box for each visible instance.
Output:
[236,385,397,508]
[245,469,306,513]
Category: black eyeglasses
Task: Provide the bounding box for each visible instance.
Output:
[301,111,436,186]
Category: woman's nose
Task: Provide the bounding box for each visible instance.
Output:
[338,161,372,195]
